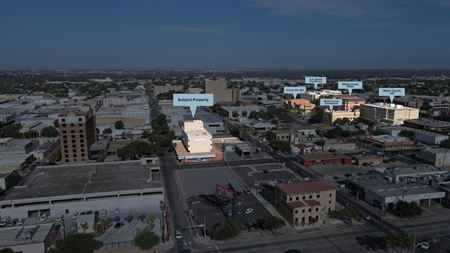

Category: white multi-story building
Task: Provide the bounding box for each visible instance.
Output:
[181,120,213,153]
[361,103,419,125]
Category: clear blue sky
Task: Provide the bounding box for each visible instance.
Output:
[1,0,450,69]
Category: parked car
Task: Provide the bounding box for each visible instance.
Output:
[175,230,183,240]
[71,213,78,220]
[125,215,133,223]
[56,215,64,222]
[245,208,254,214]
[114,222,122,229]
[417,242,429,250]
[39,214,48,223]
[100,209,107,217]
[16,218,24,226]
[138,214,146,221]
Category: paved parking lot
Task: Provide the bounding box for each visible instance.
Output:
[232,163,300,191]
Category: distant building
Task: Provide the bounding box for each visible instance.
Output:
[330,95,366,110]
[394,97,424,109]
[182,113,225,135]
[299,153,352,166]
[349,178,445,208]
[383,165,447,183]
[361,103,419,125]
[58,106,96,163]
[301,90,342,101]
[411,129,448,145]
[403,118,450,134]
[323,110,360,123]
[274,181,336,228]
[152,83,184,96]
[205,79,240,104]
[364,135,415,151]
[420,148,450,167]
[283,99,316,115]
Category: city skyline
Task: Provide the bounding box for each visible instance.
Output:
[1,0,450,69]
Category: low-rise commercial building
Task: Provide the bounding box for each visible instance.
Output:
[299,153,352,166]
[274,181,336,228]
[403,118,450,134]
[420,148,450,167]
[0,223,55,253]
[364,135,415,151]
[411,129,448,145]
[349,178,445,208]
[383,165,447,183]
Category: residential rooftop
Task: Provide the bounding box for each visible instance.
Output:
[0,223,53,247]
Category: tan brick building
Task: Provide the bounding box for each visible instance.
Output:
[275,181,336,228]
[58,106,96,163]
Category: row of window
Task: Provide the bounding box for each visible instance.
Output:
[288,193,333,202]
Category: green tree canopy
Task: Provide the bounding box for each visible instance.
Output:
[41,126,59,137]
[114,120,125,129]
[385,233,413,253]
[102,128,112,134]
[390,201,422,218]
[211,220,240,240]
[117,140,162,160]
[134,230,160,250]
[53,234,101,253]
[0,124,22,138]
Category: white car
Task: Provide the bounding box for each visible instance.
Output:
[56,215,64,222]
[245,208,254,214]
[175,230,183,240]
[16,218,24,225]
[71,213,78,220]
[417,242,429,250]
[39,214,48,223]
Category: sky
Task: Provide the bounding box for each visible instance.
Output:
[1,0,450,70]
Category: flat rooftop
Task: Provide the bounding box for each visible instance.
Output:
[183,113,223,124]
[300,153,347,160]
[0,223,53,247]
[385,165,446,175]
[363,103,417,110]
[351,178,445,198]
[405,118,450,128]
[2,161,162,201]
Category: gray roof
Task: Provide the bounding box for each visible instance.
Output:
[2,160,162,201]
[183,113,223,124]
[0,223,53,247]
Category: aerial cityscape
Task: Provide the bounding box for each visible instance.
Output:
[1,1,450,253]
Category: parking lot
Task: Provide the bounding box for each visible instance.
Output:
[232,163,300,191]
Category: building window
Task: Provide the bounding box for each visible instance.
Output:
[78,117,82,122]
[71,130,75,134]
[302,209,305,213]
[61,118,66,122]
[65,159,69,162]
[309,195,312,199]
[316,208,319,211]
[302,196,305,200]
[317,194,320,198]
[329,193,333,197]
[62,123,66,127]
[70,123,75,127]
[295,210,298,214]
[309,209,311,212]
[79,123,83,127]
[289,197,293,201]
[296,197,299,200]
[71,135,76,139]
[329,200,332,204]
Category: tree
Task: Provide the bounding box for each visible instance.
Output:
[211,220,240,240]
[338,207,363,222]
[53,234,101,253]
[399,130,415,139]
[79,222,89,233]
[41,126,59,137]
[23,131,39,138]
[0,124,22,138]
[114,120,125,129]
[0,249,14,253]
[390,201,422,218]
[53,119,59,128]
[134,230,160,250]
[440,139,450,149]
[269,140,290,153]
[95,218,111,234]
[102,128,112,134]
[385,233,413,253]
[117,140,162,160]
[265,216,285,230]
